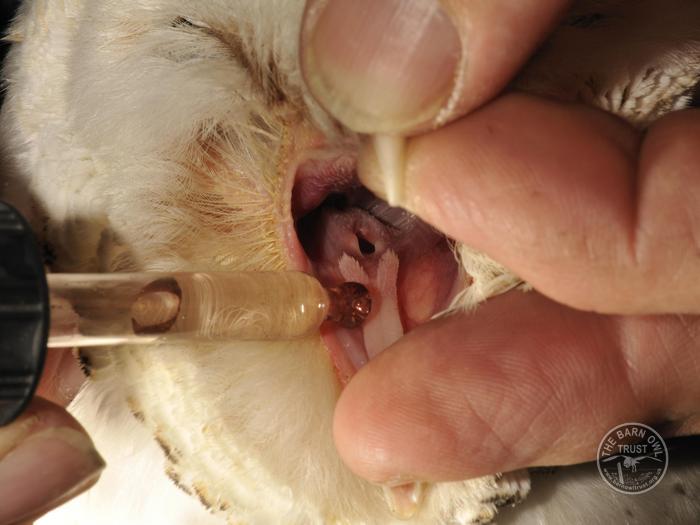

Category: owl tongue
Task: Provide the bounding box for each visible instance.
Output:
[338,250,403,360]
[298,185,459,384]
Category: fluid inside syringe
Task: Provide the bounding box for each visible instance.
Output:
[47,272,371,348]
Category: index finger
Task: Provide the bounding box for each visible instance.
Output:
[360,94,700,314]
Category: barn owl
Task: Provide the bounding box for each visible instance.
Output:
[0,0,699,524]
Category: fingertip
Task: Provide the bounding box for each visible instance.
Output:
[333,350,399,483]
[0,398,104,524]
[302,0,462,134]
[333,323,496,483]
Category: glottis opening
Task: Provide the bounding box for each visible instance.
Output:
[293,157,460,384]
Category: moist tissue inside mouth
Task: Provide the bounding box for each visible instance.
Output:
[295,182,459,382]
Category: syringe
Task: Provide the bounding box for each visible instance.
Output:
[48,272,371,348]
[0,200,371,426]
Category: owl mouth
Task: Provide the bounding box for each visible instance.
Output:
[289,153,461,384]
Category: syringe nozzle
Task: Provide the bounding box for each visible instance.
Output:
[327,282,372,329]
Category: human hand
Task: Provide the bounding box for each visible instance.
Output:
[300,0,700,485]
[0,350,101,525]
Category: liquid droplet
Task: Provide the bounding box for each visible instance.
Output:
[327,282,372,329]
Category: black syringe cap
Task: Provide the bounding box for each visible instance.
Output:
[0,201,49,426]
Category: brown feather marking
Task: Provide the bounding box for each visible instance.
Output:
[193,482,214,510]
[77,350,92,377]
[155,432,181,464]
[166,466,192,496]
[131,410,145,423]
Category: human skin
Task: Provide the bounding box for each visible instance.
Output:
[0,351,102,525]
[301,0,700,484]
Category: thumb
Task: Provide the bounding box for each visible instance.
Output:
[300,0,570,134]
[333,292,700,483]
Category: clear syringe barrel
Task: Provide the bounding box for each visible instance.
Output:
[47,272,335,348]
